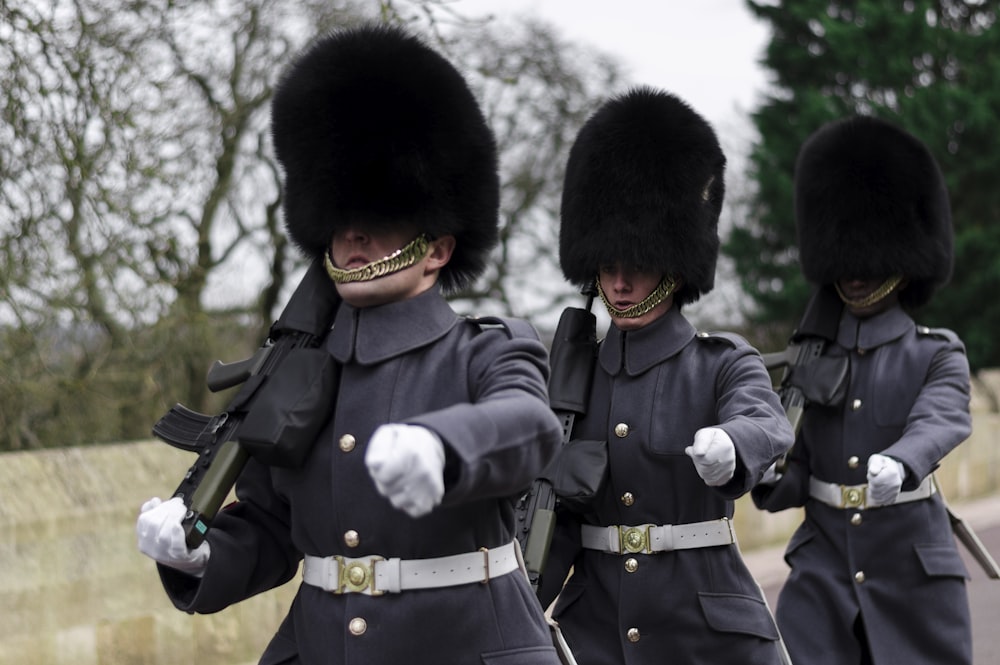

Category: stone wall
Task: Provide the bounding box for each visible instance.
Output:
[2,410,999,664]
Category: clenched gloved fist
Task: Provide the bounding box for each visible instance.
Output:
[867,454,905,506]
[366,424,445,518]
[685,427,736,486]
[136,496,210,577]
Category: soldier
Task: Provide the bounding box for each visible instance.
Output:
[135,24,566,664]
[752,115,973,664]
[537,87,795,665]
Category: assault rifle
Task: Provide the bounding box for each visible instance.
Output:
[153,257,341,548]
[516,282,599,591]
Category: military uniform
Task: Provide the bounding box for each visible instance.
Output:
[540,88,794,665]
[754,307,972,665]
[160,287,564,664]
[752,115,974,664]
[140,24,566,665]
[544,308,793,664]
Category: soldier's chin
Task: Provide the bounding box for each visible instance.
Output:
[334,279,396,309]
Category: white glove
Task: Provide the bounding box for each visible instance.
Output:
[867,454,905,506]
[365,424,446,518]
[759,461,783,486]
[136,496,210,577]
[685,427,737,486]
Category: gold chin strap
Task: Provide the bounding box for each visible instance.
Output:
[597,274,678,319]
[324,234,431,284]
[835,274,904,308]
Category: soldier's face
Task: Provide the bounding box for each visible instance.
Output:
[599,264,674,331]
[837,277,902,318]
[329,225,454,308]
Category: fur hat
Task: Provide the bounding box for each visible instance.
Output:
[271,24,499,292]
[559,86,725,306]
[795,115,952,308]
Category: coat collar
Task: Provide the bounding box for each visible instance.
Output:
[599,306,695,376]
[327,286,459,365]
[836,305,913,352]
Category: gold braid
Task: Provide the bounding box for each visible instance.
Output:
[835,275,904,308]
[324,234,431,284]
[597,274,678,319]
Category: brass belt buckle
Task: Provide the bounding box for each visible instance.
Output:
[336,555,385,595]
[620,525,651,554]
[841,485,866,509]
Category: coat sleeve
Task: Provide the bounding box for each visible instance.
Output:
[711,337,797,499]
[409,322,564,504]
[882,332,972,489]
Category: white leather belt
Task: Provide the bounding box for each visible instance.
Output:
[301,541,519,596]
[809,474,936,510]
[580,518,735,555]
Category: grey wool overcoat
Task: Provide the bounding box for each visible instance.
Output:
[157,286,565,665]
[542,306,795,665]
[753,305,973,665]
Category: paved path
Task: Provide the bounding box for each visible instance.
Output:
[746,493,1000,664]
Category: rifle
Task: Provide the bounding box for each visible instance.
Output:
[761,285,846,470]
[516,282,599,591]
[763,285,999,579]
[153,257,341,548]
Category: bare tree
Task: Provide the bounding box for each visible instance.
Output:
[0,0,624,449]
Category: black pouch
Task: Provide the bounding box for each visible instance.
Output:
[543,439,609,512]
[237,348,340,468]
[791,355,849,407]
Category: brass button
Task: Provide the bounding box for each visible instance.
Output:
[857,347,867,355]
[854,571,866,584]
[847,456,860,469]
[850,513,863,526]
[621,492,635,507]
[625,557,638,573]
[852,399,863,411]
[348,617,367,636]
[339,434,356,452]
[627,628,641,643]
[614,423,630,438]
[344,530,360,548]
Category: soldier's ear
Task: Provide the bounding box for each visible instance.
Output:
[425,235,456,272]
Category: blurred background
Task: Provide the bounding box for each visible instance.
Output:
[2,1,999,663]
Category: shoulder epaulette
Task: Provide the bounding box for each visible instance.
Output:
[915,325,959,344]
[466,315,538,341]
[694,331,741,348]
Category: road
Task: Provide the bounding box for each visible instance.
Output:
[748,494,1000,664]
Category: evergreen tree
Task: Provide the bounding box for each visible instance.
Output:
[727,0,1000,371]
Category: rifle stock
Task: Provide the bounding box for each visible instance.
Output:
[153,258,340,548]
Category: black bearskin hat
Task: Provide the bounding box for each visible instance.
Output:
[271,24,499,292]
[559,86,725,306]
[795,115,952,308]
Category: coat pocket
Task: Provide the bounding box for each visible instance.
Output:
[914,542,969,580]
[697,592,780,640]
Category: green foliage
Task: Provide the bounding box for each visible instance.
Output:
[728,0,1000,370]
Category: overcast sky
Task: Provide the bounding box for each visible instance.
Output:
[453,1,775,326]
[456,0,773,138]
